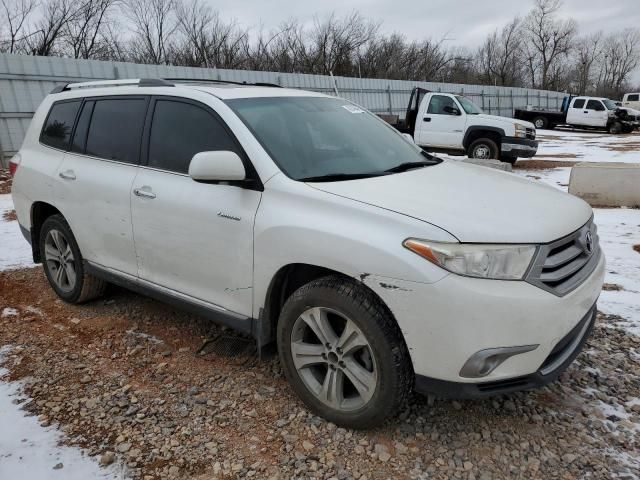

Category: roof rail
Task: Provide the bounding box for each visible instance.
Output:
[49,77,283,94]
[50,78,173,94]
[163,78,282,88]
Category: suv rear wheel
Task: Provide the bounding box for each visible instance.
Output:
[40,214,107,303]
[468,138,499,160]
[277,276,412,429]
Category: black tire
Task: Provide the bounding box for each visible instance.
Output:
[468,138,500,160]
[622,125,634,134]
[608,121,623,134]
[277,275,412,429]
[533,116,548,129]
[39,214,107,303]
[502,155,518,165]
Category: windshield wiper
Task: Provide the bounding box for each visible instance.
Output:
[299,172,385,182]
[385,159,439,173]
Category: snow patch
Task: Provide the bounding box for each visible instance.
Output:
[0,346,125,479]
[0,194,35,271]
[1,307,18,318]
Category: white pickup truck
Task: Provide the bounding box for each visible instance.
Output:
[515,96,640,134]
[384,88,538,164]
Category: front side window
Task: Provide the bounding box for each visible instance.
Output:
[227,97,438,181]
[427,95,457,115]
[572,99,585,109]
[40,101,81,150]
[85,98,147,164]
[586,100,605,111]
[148,100,238,174]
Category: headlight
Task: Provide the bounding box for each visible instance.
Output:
[403,239,536,280]
[514,124,528,138]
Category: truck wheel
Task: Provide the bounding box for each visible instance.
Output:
[40,214,107,303]
[533,116,548,129]
[609,121,623,134]
[277,275,412,429]
[468,138,499,160]
[622,125,633,134]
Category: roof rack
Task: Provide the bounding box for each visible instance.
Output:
[50,77,282,94]
[163,78,282,88]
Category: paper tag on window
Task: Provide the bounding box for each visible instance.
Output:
[342,105,365,114]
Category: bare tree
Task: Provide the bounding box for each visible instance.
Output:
[476,18,524,86]
[124,0,176,64]
[573,32,602,94]
[64,0,119,59]
[0,0,36,53]
[26,0,79,56]
[596,29,640,97]
[525,0,576,89]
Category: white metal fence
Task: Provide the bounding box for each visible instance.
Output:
[0,53,567,165]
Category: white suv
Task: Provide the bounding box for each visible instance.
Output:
[10,79,605,428]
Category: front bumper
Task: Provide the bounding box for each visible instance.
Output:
[364,252,605,387]
[501,136,538,158]
[414,304,596,398]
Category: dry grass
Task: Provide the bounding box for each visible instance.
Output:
[514,159,579,170]
[2,209,16,222]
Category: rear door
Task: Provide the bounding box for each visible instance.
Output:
[566,98,586,125]
[130,97,261,317]
[55,96,148,275]
[414,94,466,148]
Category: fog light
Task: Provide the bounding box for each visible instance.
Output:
[459,345,539,378]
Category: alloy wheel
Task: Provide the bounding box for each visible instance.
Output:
[290,307,378,411]
[44,229,76,292]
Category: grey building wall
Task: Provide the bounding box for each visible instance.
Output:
[0,53,567,165]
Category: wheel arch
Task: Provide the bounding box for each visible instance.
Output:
[462,126,505,150]
[30,201,63,263]
[259,263,398,348]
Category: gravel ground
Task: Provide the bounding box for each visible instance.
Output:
[1,267,639,480]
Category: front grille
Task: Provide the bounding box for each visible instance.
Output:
[526,128,536,140]
[525,219,600,296]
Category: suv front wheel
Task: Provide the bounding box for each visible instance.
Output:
[277,276,412,429]
[40,214,107,303]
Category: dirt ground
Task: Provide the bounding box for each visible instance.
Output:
[1,267,639,479]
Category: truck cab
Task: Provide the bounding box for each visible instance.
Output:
[622,92,640,110]
[400,88,537,164]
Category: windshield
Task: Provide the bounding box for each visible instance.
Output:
[456,96,483,114]
[226,97,438,181]
[603,99,618,110]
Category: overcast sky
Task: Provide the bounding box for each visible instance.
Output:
[209,0,638,48]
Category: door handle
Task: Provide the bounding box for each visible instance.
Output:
[58,170,76,180]
[133,187,156,199]
[584,111,589,113]
[423,117,431,122]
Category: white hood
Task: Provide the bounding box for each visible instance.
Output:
[475,113,535,130]
[310,160,592,244]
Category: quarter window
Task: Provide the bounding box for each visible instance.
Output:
[572,99,585,109]
[148,100,239,174]
[40,101,81,150]
[85,98,147,164]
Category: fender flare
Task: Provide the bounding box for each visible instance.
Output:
[463,126,506,149]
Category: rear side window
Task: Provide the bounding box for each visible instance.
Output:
[572,99,585,109]
[86,98,147,164]
[40,100,81,150]
[586,100,604,111]
[147,100,239,174]
[627,94,639,101]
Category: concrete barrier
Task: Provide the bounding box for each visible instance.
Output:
[461,158,513,172]
[569,162,640,207]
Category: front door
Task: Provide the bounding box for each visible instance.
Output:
[130,97,261,317]
[415,94,466,148]
[584,99,609,127]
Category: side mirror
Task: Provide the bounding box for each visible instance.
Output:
[443,105,461,115]
[189,151,246,182]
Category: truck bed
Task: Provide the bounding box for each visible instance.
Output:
[514,108,566,124]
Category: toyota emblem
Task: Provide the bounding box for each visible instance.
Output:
[585,231,594,255]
